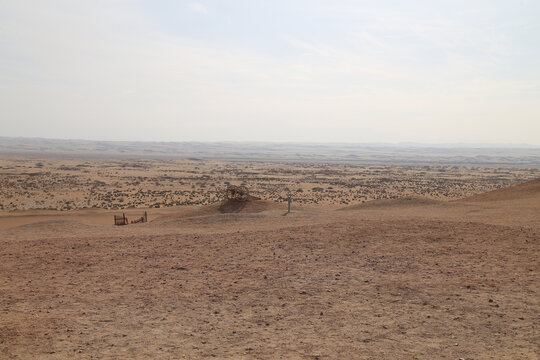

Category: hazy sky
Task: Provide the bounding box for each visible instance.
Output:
[1,1,539,144]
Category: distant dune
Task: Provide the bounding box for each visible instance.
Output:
[461,178,540,202]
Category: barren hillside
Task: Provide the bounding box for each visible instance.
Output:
[1,179,538,359]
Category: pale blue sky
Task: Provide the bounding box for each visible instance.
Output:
[1,1,539,144]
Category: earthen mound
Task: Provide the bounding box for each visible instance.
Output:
[217,195,272,214]
[153,197,282,222]
[215,185,278,213]
[459,178,540,202]
[338,197,440,211]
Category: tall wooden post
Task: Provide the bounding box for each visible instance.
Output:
[287,193,292,213]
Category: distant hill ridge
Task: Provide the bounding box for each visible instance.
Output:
[1,136,539,166]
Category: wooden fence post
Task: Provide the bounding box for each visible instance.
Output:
[287,193,292,213]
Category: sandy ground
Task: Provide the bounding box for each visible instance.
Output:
[0,178,539,359]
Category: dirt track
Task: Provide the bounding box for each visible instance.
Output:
[1,180,539,359]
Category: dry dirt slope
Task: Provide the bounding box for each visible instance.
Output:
[0,180,539,359]
[460,178,540,202]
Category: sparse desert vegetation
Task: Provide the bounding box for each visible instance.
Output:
[0,156,538,211]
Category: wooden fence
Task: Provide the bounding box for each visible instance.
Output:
[114,211,148,226]
[114,213,128,226]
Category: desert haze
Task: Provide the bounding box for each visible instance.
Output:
[0,139,539,359]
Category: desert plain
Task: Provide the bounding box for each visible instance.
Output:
[0,142,539,359]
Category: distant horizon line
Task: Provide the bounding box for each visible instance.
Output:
[1,135,539,149]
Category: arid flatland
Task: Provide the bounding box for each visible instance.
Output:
[1,155,539,212]
[1,148,539,359]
